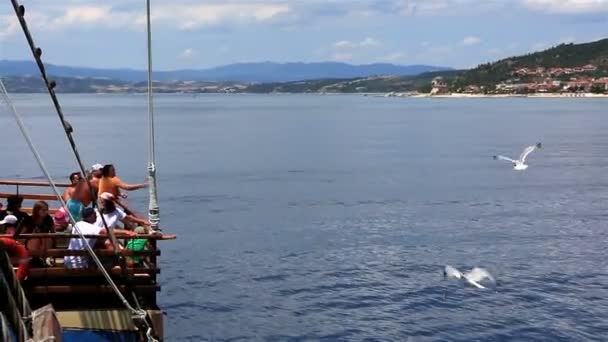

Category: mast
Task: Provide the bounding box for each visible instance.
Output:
[146,0,161,232]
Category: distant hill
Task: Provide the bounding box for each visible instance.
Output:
[0,75,243,93]
[451,38,608,89]
[243,70,462,93]
[0,60,451,83]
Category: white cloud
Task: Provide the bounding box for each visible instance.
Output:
[382,52,407,62]
[53,6,112,26]
[332,53,353,62]
[463,35,481,46]
[0,15,19,41]
[333,37,381,50]
[360,37,380,47]
[179,48,195,58]
[150,4,291,30]
[333,40,356,49]
[521,0,608,13]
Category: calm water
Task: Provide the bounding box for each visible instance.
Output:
[2,94,608,341]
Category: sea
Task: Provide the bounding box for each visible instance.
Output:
[2,93,608,341]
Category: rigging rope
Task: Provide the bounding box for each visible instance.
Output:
[8,0,121,253]
[7,1,160,340]
[146,0,161,232]
[0,79,157,342]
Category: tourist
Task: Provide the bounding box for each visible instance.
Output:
[0,215,18,235]
[90,163,103,190]
[66,178,94,222]
[53,207,71,232]
[0,196,29,227]
[64,208,135,269]
[126,226,151,266]
[21,201,55,267]
[97,192,151,229]
[98,164,147,199]
[62,172,82,201]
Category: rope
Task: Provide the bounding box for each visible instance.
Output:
[146,0,161,232]
[8,0,139,322]
[0,82,158,339]
[8,0,121,253]
[8,2,160,340]
[0,79,158,341]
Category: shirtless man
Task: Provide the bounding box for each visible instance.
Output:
[62,172,82,202]
[89,164,103,191]
[98,164,147,199]
[66,178,94,222]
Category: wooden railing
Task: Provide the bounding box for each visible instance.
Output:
[0,180,70,214]
[0,180,176,306]
[4,233,175,303]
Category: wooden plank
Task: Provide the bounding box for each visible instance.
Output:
[11,233,176,240]
[0,192,60,201]
[0,180,70,187]
[25,267,158,278]
[23,284,160,294]
[25,249,161,258]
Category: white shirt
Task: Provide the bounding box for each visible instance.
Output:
[94,207,127,229]
[64,221,104,268]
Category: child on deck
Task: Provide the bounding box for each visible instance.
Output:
[126,226,151,266]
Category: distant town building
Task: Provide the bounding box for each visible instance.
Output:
[430,77,449,95]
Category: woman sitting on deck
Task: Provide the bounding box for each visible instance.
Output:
[20,201,55,267]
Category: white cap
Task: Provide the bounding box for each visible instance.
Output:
[0,215,18,225]
[91,163,103,171]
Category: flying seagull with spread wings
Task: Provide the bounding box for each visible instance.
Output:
[493,143,542,170]
[443,265,496,289]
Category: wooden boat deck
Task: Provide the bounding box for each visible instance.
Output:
[0,180,174,340]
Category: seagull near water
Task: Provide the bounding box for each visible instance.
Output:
[443,265,496,289]
[493,143,542,171]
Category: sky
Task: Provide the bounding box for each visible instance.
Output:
[0,0,606,70]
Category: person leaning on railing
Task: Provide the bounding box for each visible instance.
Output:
[98,164,147,200]
[64,207,136,269]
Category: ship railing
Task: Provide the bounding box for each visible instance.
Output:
[0,180,70,214]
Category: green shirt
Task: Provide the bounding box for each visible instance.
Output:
[126,239,147,264]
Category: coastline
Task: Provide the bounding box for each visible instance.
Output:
[375,92,608,99]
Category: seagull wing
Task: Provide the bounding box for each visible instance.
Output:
[464,267,495,285]
[444,265,463,279]
[493,155,516,163]
[519,143,541,163]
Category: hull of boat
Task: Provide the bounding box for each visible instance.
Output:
[57,309,164,342]
[63,330,139,341]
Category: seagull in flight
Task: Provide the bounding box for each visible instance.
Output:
[493,143,542,171]
[443,265,496,289]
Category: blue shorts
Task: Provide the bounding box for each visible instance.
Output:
[66,198,84,222]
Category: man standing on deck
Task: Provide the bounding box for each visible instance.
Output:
[62,172,82,202]
[90,163,103,190]
[66,179,93,222]
[98,164,147,199]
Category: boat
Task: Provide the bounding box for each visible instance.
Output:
[0,0,175,341]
